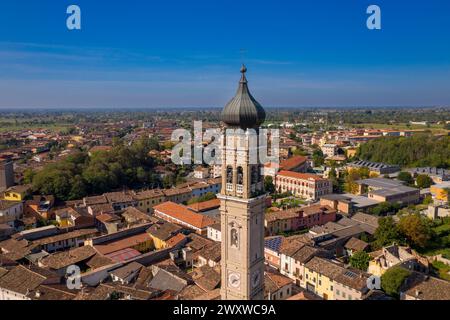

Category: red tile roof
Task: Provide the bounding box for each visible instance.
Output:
[277,170,326,181]
[154,201,215,230]
[280,156,307,171]
[187,199,220,213]
[166,233,187,248]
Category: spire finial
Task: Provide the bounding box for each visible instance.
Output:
[240,64,248,83]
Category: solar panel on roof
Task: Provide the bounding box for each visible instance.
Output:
[344,270,357,278]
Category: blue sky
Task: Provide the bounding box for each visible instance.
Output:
[0,0,449,108]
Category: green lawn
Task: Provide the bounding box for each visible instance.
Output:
[431,260,450,281]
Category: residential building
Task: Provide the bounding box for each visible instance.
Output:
[264,204,337,236]
[275,170,332,200]
[194,166,210,179]
[147,220,183,250]
[0,200,23,227]
[132,189,165,214]
[2,185,31,201]
[104,192,138,211]
[0,265,60,300]
[110,262,143,285]
[207,223,221,242]
[264,268,293,300]
[32,228,99,253]
[401,276,450,300]
[368,244,429,277]
[321,144,338,158]
[344,237,369,257]
[304,257,370,300]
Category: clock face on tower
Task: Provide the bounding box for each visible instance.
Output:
[228,272,241,288]
[251,270,261,288]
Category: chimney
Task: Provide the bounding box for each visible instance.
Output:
[35,290,41,298]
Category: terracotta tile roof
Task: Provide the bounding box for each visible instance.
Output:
[163,187,192,197]
[344,237,369,252]
[122,207,155,223]
[305,257,344,279]
[187,199,220,213]
[89,203,114,215]
[191,265,221,291]
[265,269,292,293]
[104,191,134,203]
[280,156,307,171]
[0,265,58,295]
[84,195,108,206]
[95,213,120,223]
[40,245,97,270]
[86,253,115,269]
[132,189,165,200]
[154,201,215,230]
[404,276,450,300]
[147,221,182,242]
[277,170,327,181]
[166,233,187,248]
[94,232,152,255]
[194,242,221,263]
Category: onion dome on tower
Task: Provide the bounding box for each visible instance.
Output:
[221,65,266,129]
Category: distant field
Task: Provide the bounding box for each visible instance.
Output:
[354,122,447,133]
[0,119,72,133]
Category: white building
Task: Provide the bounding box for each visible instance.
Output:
[0,200,23,227]
[321,144,338,158]
[207,223,221,242]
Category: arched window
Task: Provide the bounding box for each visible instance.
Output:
[237,166,244,185]
[251,166,258,184]
[226,166,233,183]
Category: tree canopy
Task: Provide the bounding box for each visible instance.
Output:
[381,266,411,298]
[357,134,450,169]
[31,137,158,201]
[349,251,371,271]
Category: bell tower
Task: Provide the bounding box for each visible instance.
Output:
[219,65,266,300]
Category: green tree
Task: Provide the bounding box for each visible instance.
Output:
[373,217,401,248]
[69,175,88,200]
[312,149,325,166]
[349,251,371,271]
[398,214,434,248]
[381,266,411,298]
[357,134,450,168]
[264,176,275,194]
[416,174,433,189]
[397,172,414,186]
[23,168,35,184]
[368,202,401,216]
[187,192,217,205]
